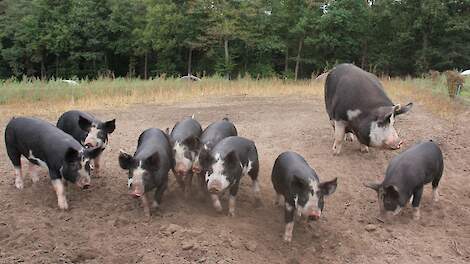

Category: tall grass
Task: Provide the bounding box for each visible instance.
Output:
[0,75,467,120]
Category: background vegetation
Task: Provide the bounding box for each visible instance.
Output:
[0,0,468,80]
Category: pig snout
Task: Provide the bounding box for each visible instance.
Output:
[84,137,97,148]
[384,129,403,150]
[192,165,202,174]
[307,211,321,221]
[128,182,144,198]
[175,164,189,175]
[207,180,223,194]
[385,138,403,150]
[76,175,91,189]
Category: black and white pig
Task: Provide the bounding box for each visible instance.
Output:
[324,63,413,155]
[170,115,202,196]
[365,140,443,220]
[57,110,115,175]
[198,136,260,216]
[119,128,173,217]
[192,118,238,186]
[5,117,101,210]
[271,151,337,242]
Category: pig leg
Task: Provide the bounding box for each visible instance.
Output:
[432,173,442,203]
[51,178,68,210]
[360,144,369,153]
[172,169,185,190]
[153,179,168,209]
[228,185,240,216]
[283,201,296,242]
[333,120,346,155]
[211,194,223,213]
[14,166,24,190]
[7,148,23,189]
[411,187,424,220]
[184,172,193,199]
[248,166,262,207]
[28,162,40,184]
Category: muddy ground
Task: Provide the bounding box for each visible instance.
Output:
[0,96,469,264]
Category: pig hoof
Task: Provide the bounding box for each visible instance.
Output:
[332,148,341,156]
[152,201,159,209]
[412,208,420,220]
[283,234,292,243]
[228,211,235,217]
[15,178,24,190]
[432,189,439,203]
[214,205,223,213]
[360,145,369,153]
[58,200,69,210]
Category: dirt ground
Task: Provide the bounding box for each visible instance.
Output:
[0,96,469,264]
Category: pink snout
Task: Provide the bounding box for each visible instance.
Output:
[84,137,98,148]
[207,181,223,194]
[128,185,144,198]
[385,139,403,150]
[76,176,91,189]
[192,165,202,174]
[308,211,321,221]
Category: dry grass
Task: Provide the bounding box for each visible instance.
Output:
[0,76,466,121]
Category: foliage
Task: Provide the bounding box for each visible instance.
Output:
[0,0,468,80]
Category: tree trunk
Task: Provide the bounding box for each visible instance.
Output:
[361,40,368,69]
[144,51,148,79]
[187,46,193,76]
[224,38,229,79]
[129,56,136,78]
[294,37,304,81]
[284,47,289,76]
[421,32,429,72]
[40,55,46,80]
[55,54,59,78]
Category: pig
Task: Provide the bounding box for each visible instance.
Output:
[4,117,101,210]
[119,128,173,217]
[192,118,238,188]
[364,140,443,220]
[271,151,338,242]
[57,110,115,175]
[324,63,413,155]
[170,115,202,197]
[198,136,261,216]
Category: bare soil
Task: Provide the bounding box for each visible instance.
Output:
[0,96,469,264]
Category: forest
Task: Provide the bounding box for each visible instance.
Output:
[0,0,468,80]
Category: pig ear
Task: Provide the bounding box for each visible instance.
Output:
[394,102,413,116]
[378,107,395,125]
[184,136,200,150]
[84,146,102,159]
[119,150,134,170]
[65,148,80,163]
[144,152,160,171]
[103,119,116,134]
[78,116,92,131]
[224,151,240,169]
[364,182,381,192]
[319,177,338,196]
